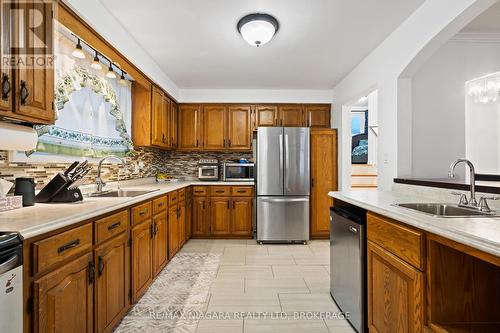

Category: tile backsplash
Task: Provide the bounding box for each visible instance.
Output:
[0,148,252,191]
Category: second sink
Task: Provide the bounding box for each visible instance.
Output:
[394,203,499,217]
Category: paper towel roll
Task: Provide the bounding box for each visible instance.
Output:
[0,122,38,151]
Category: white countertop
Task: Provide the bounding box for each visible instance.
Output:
[0,180,254,240]
[329,190,500,258]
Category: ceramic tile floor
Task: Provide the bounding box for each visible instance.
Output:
[115,239,356,333]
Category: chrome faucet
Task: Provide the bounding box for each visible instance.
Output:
[95,155,126,193]
[448,159,477,207]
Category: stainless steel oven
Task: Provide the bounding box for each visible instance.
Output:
[223,162,254,182]
[198,159,219,181]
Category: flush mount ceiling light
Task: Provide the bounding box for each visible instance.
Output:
[237,13,279,47]
[72,38,85,59]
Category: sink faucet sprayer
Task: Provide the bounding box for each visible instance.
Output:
[95,155,126,193]
[448,159,477,207]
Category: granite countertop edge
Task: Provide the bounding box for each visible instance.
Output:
[329,191,500,258]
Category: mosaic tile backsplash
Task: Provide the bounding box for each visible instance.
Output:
[0,149,252,191]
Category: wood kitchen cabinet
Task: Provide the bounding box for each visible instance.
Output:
[192,196,209,237]
[278,105,304,127]
[94,232,130,333]
[0,0,12,114]
[131,219,153,302]
[34,253,94,333]
[367,241,423,333]
[231,198,253,236]
[179,195,186,247]
[152,209,168,277]
[170,101,179,148]
[255,105,278,127]
[151,86,166,147]
[203,104,227,150]
[168,205,179,258]
[304,104,331,128]
[227,105,252,150]
[179,104,203,150]
[310,129,337,239]
[210,197,232,236]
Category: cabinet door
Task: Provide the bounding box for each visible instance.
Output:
[179,104,202,149]
[279,105,304,127]
[186,188,192,240]
[163,95,171,147]
[310,129,337,239]
[15,0,54,123]
[367,241,423,333]
[34,253,93,333]
[255,105,278,127]
[304,105,331,128]
[227,105,252,150]
[152,211,168,277]
[170,102,178,148]
[168,205,179,258]
[231,198,253,236]
[203,105,227,150]
[151,87,165,147]
[131,221,152,301]
[179,201,186,247]
[95,233,130,333]
[210,197,231,236]
[192,197,208,237]
[0,0,12,113]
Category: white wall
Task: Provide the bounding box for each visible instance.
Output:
[411,40,500,178]
[63,0,180,99]
[178,89,334,104]
[331,0,497,190]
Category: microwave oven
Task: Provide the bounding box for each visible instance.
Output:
[223,162,255,182]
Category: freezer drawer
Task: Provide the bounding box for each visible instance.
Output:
[257,196,309,242]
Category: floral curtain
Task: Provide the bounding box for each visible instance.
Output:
[30,23,133,158]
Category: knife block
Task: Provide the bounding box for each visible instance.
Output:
[50,188,83,203]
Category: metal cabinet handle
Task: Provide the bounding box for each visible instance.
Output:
[227,200,230,209]
[107,222,121,231]
[139,210,147,216]
[57,239,80,254]
[150,223,155,238]
[20,80,29,105]
[98,256,104,276]
[88,262,95,285]
[2,74,11,101]
[196,139,199,147]
[349,226,358,234]
[228,139,231,147]
[216,190,224,193]
[233,201,235,209]
[237,190,246,193]
[311,178,314,188]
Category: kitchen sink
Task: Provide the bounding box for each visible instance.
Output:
[88,189,159,198]
[394,203,500,217]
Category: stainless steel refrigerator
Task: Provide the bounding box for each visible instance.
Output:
[256,127,310,243]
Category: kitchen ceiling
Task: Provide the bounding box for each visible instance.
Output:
[461,1,500,33]
[99,0,424,89]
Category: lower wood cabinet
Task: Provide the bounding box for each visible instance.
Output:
[231,198,253,236]
[179,200,186,247]
[192,196,209,237]
[152,210,168,277]
[367,241,423,333]
[131,220,153,302]
[168,205,179,258]
[34,253,94,333]
[210,197,232,236]
[94,233,130,333]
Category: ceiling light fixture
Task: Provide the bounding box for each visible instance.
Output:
[237,13,279,47]
[91,51,102,70]
[467,72,500,104]
[72,38,86,59]
[106,61,116,79]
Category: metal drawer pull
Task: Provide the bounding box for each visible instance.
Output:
[107,222,121,231]
[20,80,29,105]
[216,190,225,193]
[237,190,246,193]
[57,239,80,253]
[139,210,147,216]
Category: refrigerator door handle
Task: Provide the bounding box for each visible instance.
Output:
[284,133,290,191]
[279,133,284,185]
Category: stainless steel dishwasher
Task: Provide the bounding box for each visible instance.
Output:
[330,201,367,333]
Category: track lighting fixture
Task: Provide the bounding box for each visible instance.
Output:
[119,70,126,85]
[91,51,102,70]
[72,38,85,59]
[106,61,116,79]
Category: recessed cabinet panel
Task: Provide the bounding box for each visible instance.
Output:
[279,105,304,127]
[203,105,227,150]
[227,105,252,150]
[255,105,278,127]
[179,104,202,149]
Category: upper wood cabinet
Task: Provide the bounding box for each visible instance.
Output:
[34,253,93,333]
[255,105,278,127]
[227,105,252,150]
[278,105,304,127]
[304,104,331,128]
[310,129,337,239]
[0,0,54,124]
[203,104,227,150]
[178,104,203,150]
[132,84,176,150]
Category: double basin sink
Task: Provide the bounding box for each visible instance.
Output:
[394,203,500,218]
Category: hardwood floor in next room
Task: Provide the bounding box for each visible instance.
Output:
[115,239,356,333]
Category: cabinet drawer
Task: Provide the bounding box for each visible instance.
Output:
[169,191,178,206]
[153,195,168,215]
[193,186,207,196]
[210,186,230,196]
[95,210,129,244]
[131,201,152,225]
[231,186,253,197]
[33,223,93,274]
[178,188,186,201]
[367,212,424,270]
